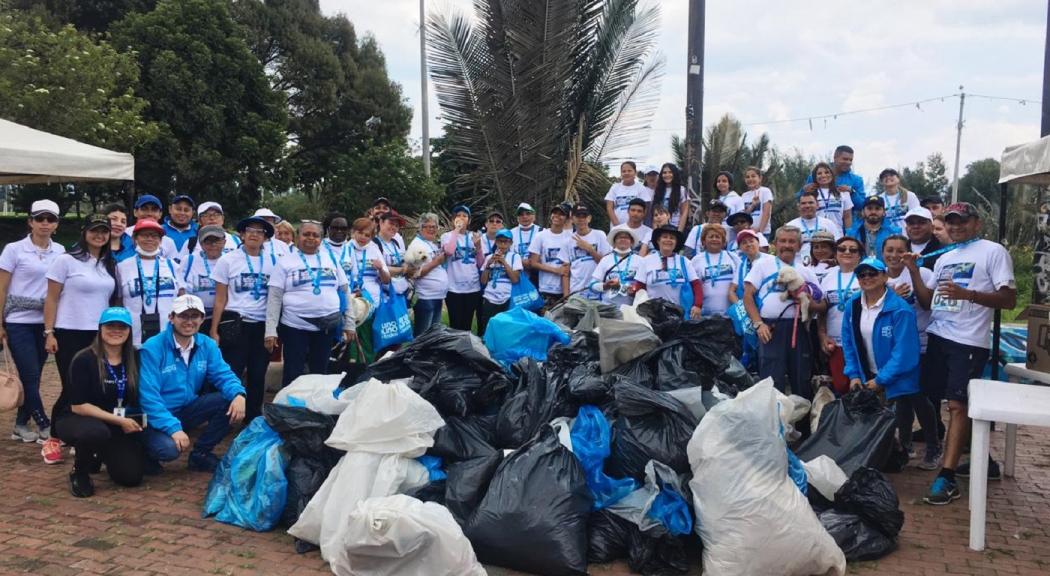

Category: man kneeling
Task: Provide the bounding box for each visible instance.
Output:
[139,294,246,473]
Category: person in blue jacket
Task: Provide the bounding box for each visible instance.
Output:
[841,257,939,465]
[847,196,901,261]
[162,194,198,258]
[138,294,246,473]
[797,145,866,222]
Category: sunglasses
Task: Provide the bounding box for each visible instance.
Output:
[300,219,321,225]
[855,270,881,280]
[33,214,58,223]
[837,246,860,254]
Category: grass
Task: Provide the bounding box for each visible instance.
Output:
[1003,245,1033,323]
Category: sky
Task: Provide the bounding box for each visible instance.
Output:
[318,0,1045,189]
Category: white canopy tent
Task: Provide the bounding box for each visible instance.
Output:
[0,118,134,184]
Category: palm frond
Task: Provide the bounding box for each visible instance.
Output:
[588,51,665,162]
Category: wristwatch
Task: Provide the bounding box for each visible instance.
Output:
[43,329,55,336]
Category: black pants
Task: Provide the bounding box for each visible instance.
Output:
[477,299,509,336]
[757,318,814,401]
[445,291,480,332]
[219,320,269,422]
[891,393,940,455]
[53,414,144,487]
[51,329,98,422]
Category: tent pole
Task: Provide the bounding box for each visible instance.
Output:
[991,182,1008,381]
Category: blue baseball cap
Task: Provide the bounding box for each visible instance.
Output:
[855,257,887,275]
[98,307,133,327]
[452,204,471,216]
[171,194,195,207]
[494,229,512,241]
[134,195,162,209]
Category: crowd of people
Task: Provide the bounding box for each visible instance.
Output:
[0,143,1016,509]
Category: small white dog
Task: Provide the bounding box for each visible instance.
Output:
[404,242,432,268]
[777,265,812,322]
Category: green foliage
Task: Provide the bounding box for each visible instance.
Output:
[263,192,322,225]
[1004,245,1033,322]
[323,142,444,220]
[898,152,948,198]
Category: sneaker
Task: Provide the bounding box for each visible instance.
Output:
[923,476,961,505]
[41,438,64,465]
[11,424,39,443]
[957,459,1002,481]
[69,469,95,498]
[35,425,50,442]
[187,451,221,473]
[917,447,942,471]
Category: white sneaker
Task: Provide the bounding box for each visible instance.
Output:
[11,424,39,443]
[35,426,50,442]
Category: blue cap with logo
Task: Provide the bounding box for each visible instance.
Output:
[494,229,513,241]
[855,257,887,275]
[98,307,133,327]
[134,195,162,209]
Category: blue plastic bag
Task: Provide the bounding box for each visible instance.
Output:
[372,284,413,351]
[510,273,543,311]
[787,446,808,495]
[417,455,447,482]
[203,418,289,531]
[647,481,693,536]
[483,307,570,369]
[570,405,637,510]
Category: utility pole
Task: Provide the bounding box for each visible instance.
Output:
[951,86,965,203]
[1044,0,1050,136]
[420,0,431,177]
[684,0,705,206]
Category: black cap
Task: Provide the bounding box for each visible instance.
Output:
[878,168,900,181]
[486,210,505,221]
[707,199,728,212]
[862,196,885,209]
[373,197,391,208]
[727,211,753,226]
[83,214,111,231]
[550,202,572,215]
[920,195,944,208]
[571,203,590,216]
[627,197,647,209]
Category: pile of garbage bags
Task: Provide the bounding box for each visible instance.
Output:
[203,308,907,575]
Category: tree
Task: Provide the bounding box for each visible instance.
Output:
[323,142,444,219]
[426,0,665,217]
[898,152,948,199]
[110,0,287,215]
[9,0,157,32]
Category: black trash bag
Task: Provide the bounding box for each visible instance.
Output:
[715,356,754,397]
[406,477,447,505]
[586,510,690,575]
[465,426,591,576]
[431,416,499,460]
[605,381,699,481]
[834,467,904,538]
[675,317,741,370]
[550,330,602,364]
[651,342,702,390]
[588,509,632,563]
[567,362,612,404]
[883,437,910,473]
[819,510,897,561]
[794,388,897,476]
[636,299,684,340]
[445,452,503,525]
[495,358,577,449]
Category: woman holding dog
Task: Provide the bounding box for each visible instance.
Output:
[408,213,447,336]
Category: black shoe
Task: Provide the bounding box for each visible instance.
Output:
[187,451,221,473]
[957,458,1002,480]
[142,459,163,476]
[69,469,95,498]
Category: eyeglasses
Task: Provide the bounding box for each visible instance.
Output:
[32,215,58,223]
[300,219,321,225]
[837,247,860,254]
[243,227,266,236]
[855,270,881,280]
[175,312,204,321]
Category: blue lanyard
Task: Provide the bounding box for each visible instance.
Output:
[242,247,265,300]
[703,250,725,286]
[352,245,369,289]
[105,362,127,408]
[135,255,160,308]
[735,257,753,299]
[458,232,474,262]
[488,253,514,286]
[836,270,856,311]
[517,227,535,255]
[483,235,495,257]
[297,250,324,295]
[662,255,686,286]
[916,238,979,266]
[799,217,816,237]
[612,253,633,284]
[381,238,403,265]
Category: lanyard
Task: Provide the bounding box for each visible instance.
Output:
[662,255,686,286]
[916,238,979,266]
[483,235,495,257]
[242,247,265,300]
[735,256,753,299]
[381,238,403,265]
[488,253,514,286]
[836,270,856,311]
[135,255,160,308]
[703,250,725,286]
[799,217,815,237]
[298,250,324,295]
[611,253,633,285]
[885,192,902,213]
[105,362,127,408]
[517,226,535,255]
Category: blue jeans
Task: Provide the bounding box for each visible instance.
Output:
[278,323,335,387]
[5,323,49,427]
[413,298,444,336]
[142,392,232,461]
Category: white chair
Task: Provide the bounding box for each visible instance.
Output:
[967,379,1050,551]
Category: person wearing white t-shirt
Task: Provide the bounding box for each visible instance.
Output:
[209,217,279,423]
[441,205,484,331]
[715,171,746,220]
[725,212,769,253]
[651,163,691,231]
[117,219,182,349]
[610,198,653,256]
[787,191,843,266]
[529,203,573,308]
[743,225,822,399]
[632,226,702,318]
[590,228,643,306]
[567,204,611,299]
[409,213,448,336]
[0,200,65,442]
[806,231,838,284]
[604,161,653,226]
[196,202,242,254]
[510,202,544,287]
[345,218,393,360]
[685,200,735,258]
[127,195,180,261]
[367,197,405,248]
[690,224,738,316]
[742,167,775,235]
[812,236,862,396]
[375,211,413,298]
[265,221,356,385]
[478,230,523,335]
[878,168,921,230]
[477,211,506,262]
[178,225,226,318]
[921,203,1016,506]
[810,162,854,231]
[253,209,292,258]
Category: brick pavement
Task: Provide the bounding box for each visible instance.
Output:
[1,363,1049,575]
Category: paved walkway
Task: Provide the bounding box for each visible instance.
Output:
[1,363,1049,575]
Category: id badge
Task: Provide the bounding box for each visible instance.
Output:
[113,406,126,418]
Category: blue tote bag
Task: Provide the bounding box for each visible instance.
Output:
[510,270,544,311]
[372,285,413,350]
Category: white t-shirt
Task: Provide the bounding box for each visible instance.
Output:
[609,223,653,255]
[691,250,739,316]
[568,229,611,297]
[654,186,690,227]
[745,256,819,320]
[478,233,501,262]
[481,252,524,305]
[0,236,65,324]
[815,188,854,231]
[887,267,936,353]
[819,267,861,345]
[509,225,543,263]
[440,231,481,294]
[375,236,409,295]
[727,231,769,252]
[269,251,348,332]
[528,228,573,295]
[605,181,653,225]
[785,216,843,266]
[211,248,278,322]
[117,256,182,347]
[47,254,118,331]
[408,237,448,301]
[879,191,921,230]
[637,252,699,307]
[344,241,389,305]
[742,186,775,234]
[928,239,1015,349]
[590,252,642,306]
[266,238,291,258]
[685,223,735,254]
[718,192,746,220]
[178,250,220,313]
[810,261,833,284]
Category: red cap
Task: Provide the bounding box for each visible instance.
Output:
[132,218,166,236]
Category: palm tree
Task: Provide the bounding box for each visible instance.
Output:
[426,0,664,217]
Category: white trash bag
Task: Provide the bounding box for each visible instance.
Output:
[687,378,846,576]
[273,373,360,415]
[802,455,849,502]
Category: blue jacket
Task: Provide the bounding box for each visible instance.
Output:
[112,233,136,263]
[797,171,866,220]
[138,325,246,435]
[163,218,198,252]
[840,288,920,400]
[846,221,901,262]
